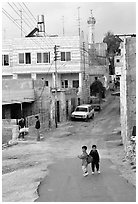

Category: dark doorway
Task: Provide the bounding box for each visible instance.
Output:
[11,103,21,119]
[66,100,69,120]
[71,98,76,112]
[57,101,60,122]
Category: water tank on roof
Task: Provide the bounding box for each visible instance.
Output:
[37,15,45,36]
[37,15,44,24]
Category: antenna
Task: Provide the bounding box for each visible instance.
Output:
[3,28,6,40]
[62,16,65,36]
[77,7,81,36]
[19,9,23,37]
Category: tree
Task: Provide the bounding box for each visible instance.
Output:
[103,31,122,75]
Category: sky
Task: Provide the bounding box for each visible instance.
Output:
[2,1,136,43]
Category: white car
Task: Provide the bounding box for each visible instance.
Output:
[71,104,94,121]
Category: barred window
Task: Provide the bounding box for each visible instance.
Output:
[37,52,50,63]
[19,53,31,64]
[2,54,9,66]
[61,52,71,61]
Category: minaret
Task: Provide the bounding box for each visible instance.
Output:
[87,10,96,48]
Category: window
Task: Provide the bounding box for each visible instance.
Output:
[37,52,50,63]
[88,106,92,112]
[25,53,31,64]
[37,53,42,63]
[19,53,31,64]
[2,54,9,66]
[19,53,24,64]
[61,80,68,88]
[45,81,49,86]
[75,107,87,112]
[66,52,71,61]
[65,80,68,88]
[73,80,79,88]
[61,52,71,61]
[61,52,65,61]
[116,59,120,63]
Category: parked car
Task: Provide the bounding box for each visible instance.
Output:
[90,94,101,111]
[71,104,94,121]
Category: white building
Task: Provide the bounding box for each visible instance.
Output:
[2,35,89,102]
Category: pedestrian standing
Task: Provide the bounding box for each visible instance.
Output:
[78,146,89,177]
[18,117,25,140]
[89,145,100,174]
[35,116,40,141]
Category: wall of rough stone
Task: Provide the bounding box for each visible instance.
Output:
[126,37,136,136]
[120,37,136,165]
[126,37,136,164]
[2,119,17,144]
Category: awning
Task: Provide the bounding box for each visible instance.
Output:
[2,98,34,105]
[111,92,120,96]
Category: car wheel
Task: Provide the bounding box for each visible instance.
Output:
[91,113,94,119]
[85,116,89,122]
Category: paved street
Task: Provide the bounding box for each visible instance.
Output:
[36,158,135,202]
[2,94,136,202]
[35,95,136,202]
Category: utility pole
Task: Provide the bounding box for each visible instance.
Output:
[20,9,23,37]
[83,42,85,80]
[62,16,65,36]
[54,45,58,128]
[3,28,6,40]
[77,7,81,36]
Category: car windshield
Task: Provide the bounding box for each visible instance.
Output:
[75,107,88,112]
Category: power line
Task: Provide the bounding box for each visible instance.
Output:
[20,2,56,47]
[2,8,26,32]
[34,59,55,101]
[22,2,37,23]
[21,3,57,46]
[13,2,35,28]
[8,2,55,48]
[8,2,35,34]
[3,6,54,49]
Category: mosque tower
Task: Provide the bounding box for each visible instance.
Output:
[87,10,96,48]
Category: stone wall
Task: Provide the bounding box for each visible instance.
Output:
[2,119,17,144]
[120,37,136,165]
[126,37,136,164]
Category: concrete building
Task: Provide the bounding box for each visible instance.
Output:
[2,34,89,104]
[120,36,136,164]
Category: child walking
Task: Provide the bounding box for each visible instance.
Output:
[89,145,100,174]
[78,146,89,177]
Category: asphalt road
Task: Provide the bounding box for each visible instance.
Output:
[35,96,136,202]
[36,158,135,202]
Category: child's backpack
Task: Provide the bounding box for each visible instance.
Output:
[87,155,93,164]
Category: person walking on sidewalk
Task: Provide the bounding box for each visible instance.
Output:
[78,146,89,177]
[18,117,25,140]
[89,145,100,174]
[35,116,40,141]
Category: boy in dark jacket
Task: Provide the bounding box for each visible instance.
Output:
[89,145,100,174]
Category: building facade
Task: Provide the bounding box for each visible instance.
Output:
[2,35,89,103]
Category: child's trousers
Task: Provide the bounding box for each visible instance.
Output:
[91,162,99,172]
[82,165,88,173]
